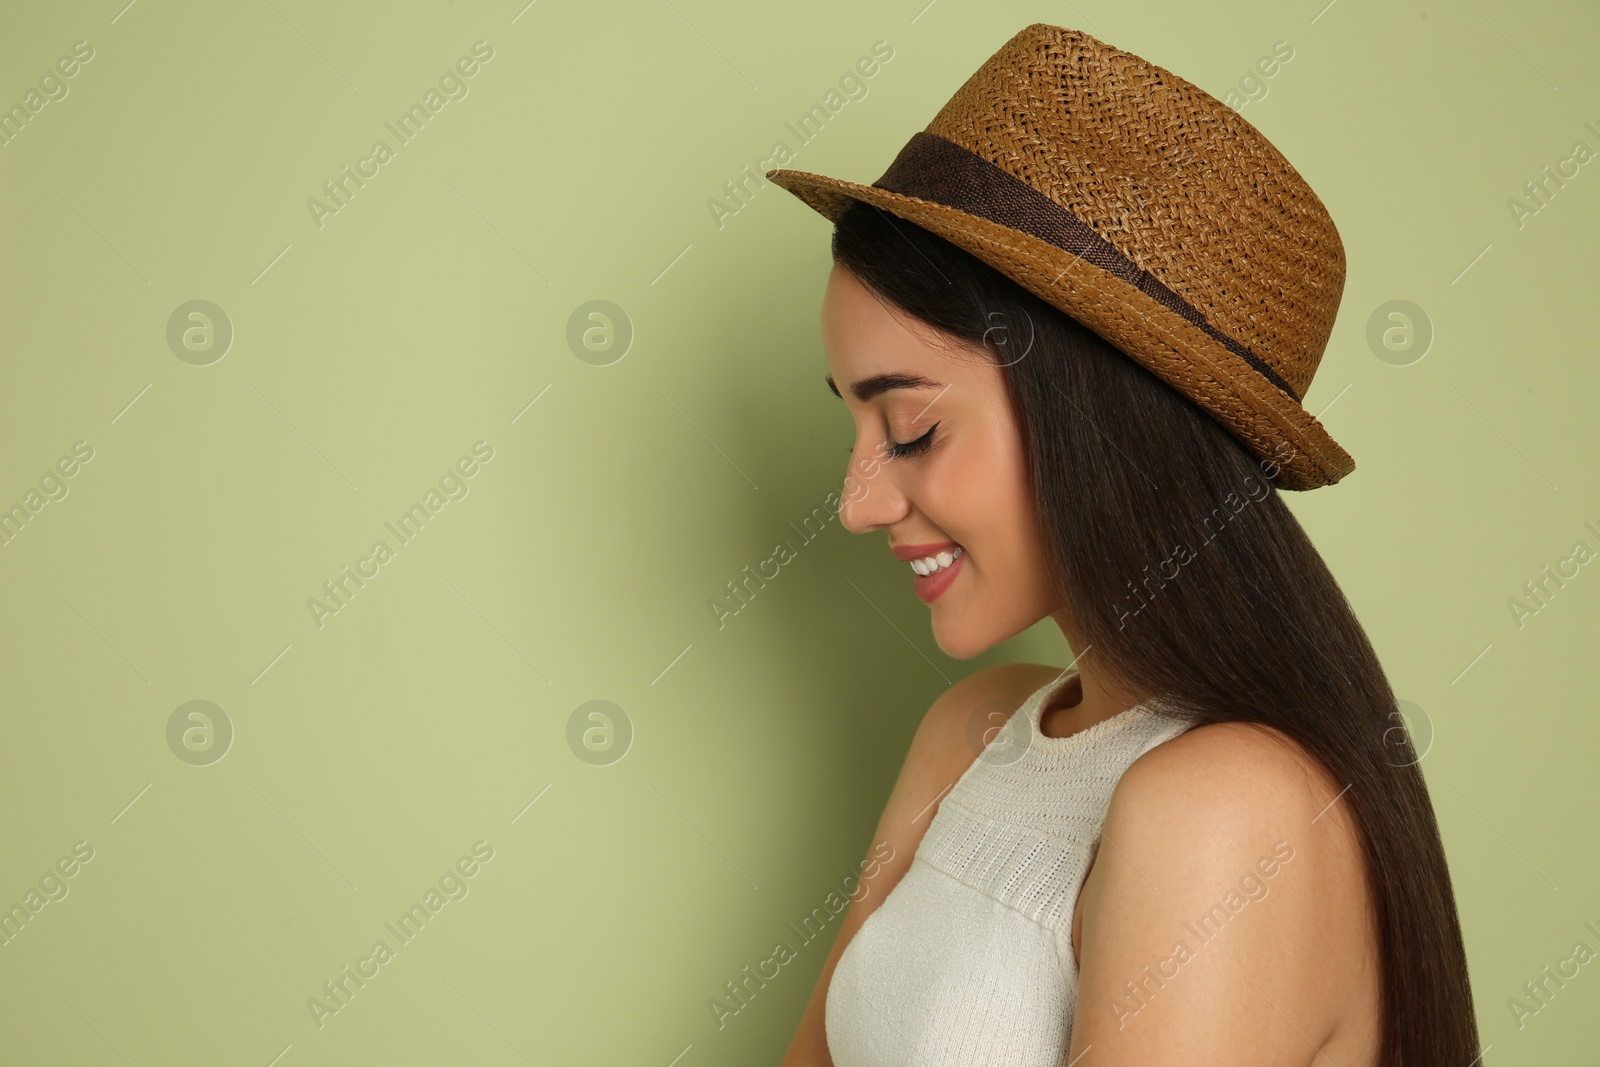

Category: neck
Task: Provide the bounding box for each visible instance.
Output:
[1042,607,1154,740]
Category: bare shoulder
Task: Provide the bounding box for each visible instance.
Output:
[1067,721,1380,1062]
[910,661,1065,781]
[1106,721,1367,915]
[881,661,1062,832]
[854,662,1061,869]
[1119,721,1348,831]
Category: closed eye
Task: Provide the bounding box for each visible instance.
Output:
[887,422,939,459]
[844,422,941,459]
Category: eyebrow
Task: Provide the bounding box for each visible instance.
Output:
[825,372,946,402]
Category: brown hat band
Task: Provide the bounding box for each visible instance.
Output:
[871,131,1303,404]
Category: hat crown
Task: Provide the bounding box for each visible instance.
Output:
[919,23,1345,401]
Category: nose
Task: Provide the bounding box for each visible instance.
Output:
[838,448,907,534]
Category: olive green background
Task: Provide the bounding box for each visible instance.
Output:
[1,0,1595,1063]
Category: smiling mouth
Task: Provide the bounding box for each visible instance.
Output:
[908,545,964,576]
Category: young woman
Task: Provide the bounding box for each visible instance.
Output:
[768,24,1480,1067]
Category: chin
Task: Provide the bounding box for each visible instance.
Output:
[929,614,1001,660]
[932,604,1045,660]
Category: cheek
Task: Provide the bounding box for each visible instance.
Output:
[922,432,1035,554]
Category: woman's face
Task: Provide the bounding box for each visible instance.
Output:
[820,263,1066,659]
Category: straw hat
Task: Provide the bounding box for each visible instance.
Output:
[766,23,1354,490]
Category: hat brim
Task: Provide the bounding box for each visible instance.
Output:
[766,167,1355,491]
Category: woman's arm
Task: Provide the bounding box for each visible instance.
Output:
[1067,721,1382,1065]
[779,662,1052,1066]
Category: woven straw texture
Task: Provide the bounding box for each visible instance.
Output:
[768,23,1355,490]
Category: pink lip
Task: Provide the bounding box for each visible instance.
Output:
[910,548,965,604]
[890,540,960,561]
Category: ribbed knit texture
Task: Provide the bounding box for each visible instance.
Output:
[825,670,1197,1066]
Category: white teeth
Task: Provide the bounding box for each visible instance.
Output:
[912,545,963,576]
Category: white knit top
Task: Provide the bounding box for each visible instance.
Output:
[825,669,1196,1066]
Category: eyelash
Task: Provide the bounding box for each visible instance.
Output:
[846,421,940,460]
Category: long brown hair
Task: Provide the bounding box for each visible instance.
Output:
[828,200,1480,1065]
